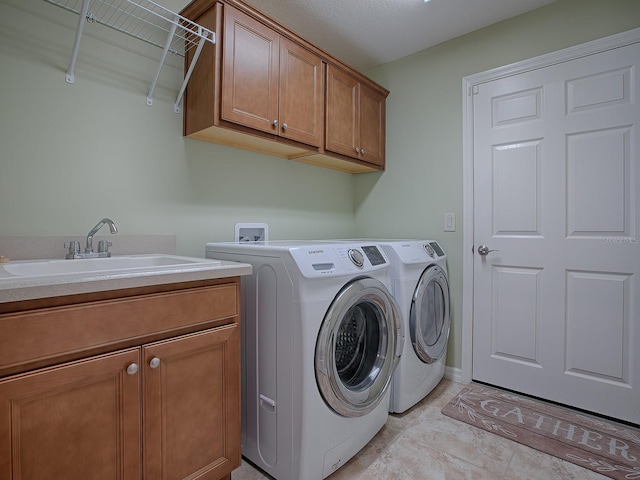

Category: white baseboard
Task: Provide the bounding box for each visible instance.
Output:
[444,366,463,384]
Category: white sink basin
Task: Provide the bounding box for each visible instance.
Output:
[3,255,221,277]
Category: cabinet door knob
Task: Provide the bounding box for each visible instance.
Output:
[360,149,365,155]
[126,363,139,375]
[355,147,360,154]
[282,123,288,131]
[273,119,278,127]
[149,357,161,369]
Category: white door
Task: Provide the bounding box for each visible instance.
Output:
[472,41,640,424]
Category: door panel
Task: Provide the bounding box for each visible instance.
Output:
[221,5,279,133]
[279,38,324,147]
[492,140,542,236]
[359,84,385,167]
[491,266,541,365]
[326,65,359,158]
[0,349,141,480]
[567,127,630,236]
[565,271,630,380]
[472,41,640,424]
[143,325,240,480]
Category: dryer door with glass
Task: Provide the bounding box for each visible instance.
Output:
[410,265,450,364]
[315,277,401,417]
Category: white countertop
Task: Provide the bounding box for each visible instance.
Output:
[0,255,252,304]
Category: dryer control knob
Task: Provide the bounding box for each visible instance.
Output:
[348,248,365,267]
[424,243,435,257]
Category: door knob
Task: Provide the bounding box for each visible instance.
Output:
[477,245,498,256]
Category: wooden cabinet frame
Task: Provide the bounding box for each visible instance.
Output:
[0,278,241,480]
[221,7,324,147]
[0,349,142,480]
[325,64,386,167]
[182,0,388,173]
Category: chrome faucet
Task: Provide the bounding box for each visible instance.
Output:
[65,218,118,259]
[85,218,118,255]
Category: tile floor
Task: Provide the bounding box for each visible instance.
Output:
[231,379,609,480]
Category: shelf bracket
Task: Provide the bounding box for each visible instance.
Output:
[65,0,91,84]
[147,17,179,107]
[173,33,208,114]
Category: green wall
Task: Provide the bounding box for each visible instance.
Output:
[0,0,356,255]
[2,0,639,369]
[357,0,640,368]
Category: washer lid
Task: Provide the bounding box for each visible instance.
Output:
[315,277,402,417]
[410,264,450,364]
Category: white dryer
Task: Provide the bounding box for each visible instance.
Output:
[331,240,451,413]
[204,241,402,480]
[381,240,450,413]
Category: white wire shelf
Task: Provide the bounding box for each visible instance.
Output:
[44,0,216,112]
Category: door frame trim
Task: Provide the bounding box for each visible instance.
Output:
[460,27,640,384]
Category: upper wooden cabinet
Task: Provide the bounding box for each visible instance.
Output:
[222,6,324,147]
[181,0,389,173]
[326,65,386,168]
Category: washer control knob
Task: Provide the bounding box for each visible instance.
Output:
[348,248,365,267]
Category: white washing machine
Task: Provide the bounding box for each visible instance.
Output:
[381,240,450,413]
[204,241,402,480]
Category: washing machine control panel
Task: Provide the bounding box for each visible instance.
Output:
[429,241,445,257]
[362,245,386,266]
[289,244,389,278]
[384,240,447,265]
[348,248,365,267]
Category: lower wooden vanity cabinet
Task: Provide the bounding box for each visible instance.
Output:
[0,348,143,480]
[144,325,239,480]
[0,279,241,480]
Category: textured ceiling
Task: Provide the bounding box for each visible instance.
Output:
[240,0,558,70]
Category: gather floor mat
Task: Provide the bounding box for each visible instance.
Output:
[441,384,640,479]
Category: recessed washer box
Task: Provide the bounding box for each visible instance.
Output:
[235,223,268,242]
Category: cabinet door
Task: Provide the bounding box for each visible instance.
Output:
[0,349,141,480]
[279,37,324,147]
[359,84,386,167]
[143,324,240,480]
[221,4,279,134]
[325,64,359,158]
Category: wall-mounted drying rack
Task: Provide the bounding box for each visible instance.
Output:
[43,0,215,112]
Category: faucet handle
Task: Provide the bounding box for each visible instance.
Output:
[64,241,80,259]
[98,240,112,255]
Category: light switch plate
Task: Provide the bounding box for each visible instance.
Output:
[444,213,456,232]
